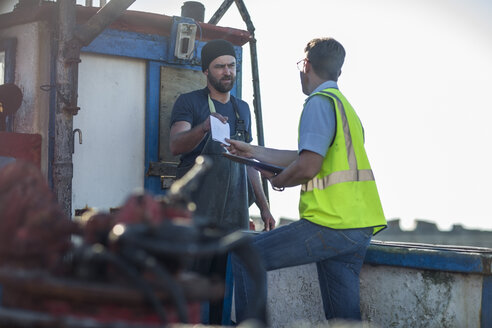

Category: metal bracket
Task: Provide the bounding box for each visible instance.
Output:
[63,38,82,65]
[147,161,179,177]
[147,162,179,190]
[168,16,199,65]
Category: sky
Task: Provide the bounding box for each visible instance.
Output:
[80,0,492,231]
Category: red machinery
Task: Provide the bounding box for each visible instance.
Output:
[0,157,266,327]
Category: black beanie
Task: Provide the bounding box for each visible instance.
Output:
[201,39,236,72]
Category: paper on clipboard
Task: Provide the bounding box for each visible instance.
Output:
[223,153,285,174]
[210,115,230,146]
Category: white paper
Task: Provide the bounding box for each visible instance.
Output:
[210,115,230,146]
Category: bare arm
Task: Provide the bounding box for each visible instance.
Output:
[250,146,298,168]
[170,113,228,156]
[169,121,207,156]
[226,139,298,168]
[226,139,322,188]
[247,166,275,231]
[269,150,324,188]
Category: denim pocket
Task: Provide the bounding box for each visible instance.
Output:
[338,228,372,245]
[305,227,371,261]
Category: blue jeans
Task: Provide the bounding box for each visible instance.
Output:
[232,219,373,323]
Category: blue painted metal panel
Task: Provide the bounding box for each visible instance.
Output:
[81,27,244,70]
[365,242,491,274]
[82,29,169,62]
[81,28,243,87]
[482,275,492,327]
[144,61,163,194]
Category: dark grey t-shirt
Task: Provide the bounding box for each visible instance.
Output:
[170,87,253,167]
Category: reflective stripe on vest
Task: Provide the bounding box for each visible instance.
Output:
[301,91,375,192]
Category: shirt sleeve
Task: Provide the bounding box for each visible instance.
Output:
[170,94,194,127]
[298,95,336,157]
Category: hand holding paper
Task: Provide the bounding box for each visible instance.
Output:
[210,115,230,146]
[224,138,254,158]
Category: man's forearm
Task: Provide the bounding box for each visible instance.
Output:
[251,146,298,168]
[270,150,324,188]
[247,166,276,231]
[170,123,207,156]
[247,166,269,210]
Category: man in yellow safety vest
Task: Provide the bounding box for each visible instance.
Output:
[226,37,387,324]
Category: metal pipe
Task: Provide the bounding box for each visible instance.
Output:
[73,0,136,47]
[208,0,234,25]
[53,0,77,217]
[47,27,58,188]
[234,0,269,198]
[181,1,205,22]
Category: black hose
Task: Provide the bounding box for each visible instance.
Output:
[78,245,169,325]
[120,229,249,257]
[118,246,189,323]
[118,229,267,325]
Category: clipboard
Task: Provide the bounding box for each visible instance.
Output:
[223,152,285,174]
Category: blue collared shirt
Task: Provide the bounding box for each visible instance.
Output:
[298,81,338,157]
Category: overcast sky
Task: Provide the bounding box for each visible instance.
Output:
[82,0,492,231]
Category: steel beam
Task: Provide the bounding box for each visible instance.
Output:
[53,0,77,217]
[74,0,137,47]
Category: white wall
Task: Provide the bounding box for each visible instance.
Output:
[72,53,146,214]
[265,263,483,328]
[360,265,481,328]
[0,0,15,14]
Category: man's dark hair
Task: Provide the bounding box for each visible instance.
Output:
[305,38,345,81]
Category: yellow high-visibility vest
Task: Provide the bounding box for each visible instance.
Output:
[299,88,387,234]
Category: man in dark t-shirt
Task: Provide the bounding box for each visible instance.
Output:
[169,39,275,324]
[171,87,253,171]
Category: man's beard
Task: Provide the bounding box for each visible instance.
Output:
[208,73,235,93]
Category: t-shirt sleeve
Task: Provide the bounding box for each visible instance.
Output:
[298,95,336,157]
[170,94,194,127]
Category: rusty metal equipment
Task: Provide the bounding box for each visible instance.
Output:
[0,156,267,327]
